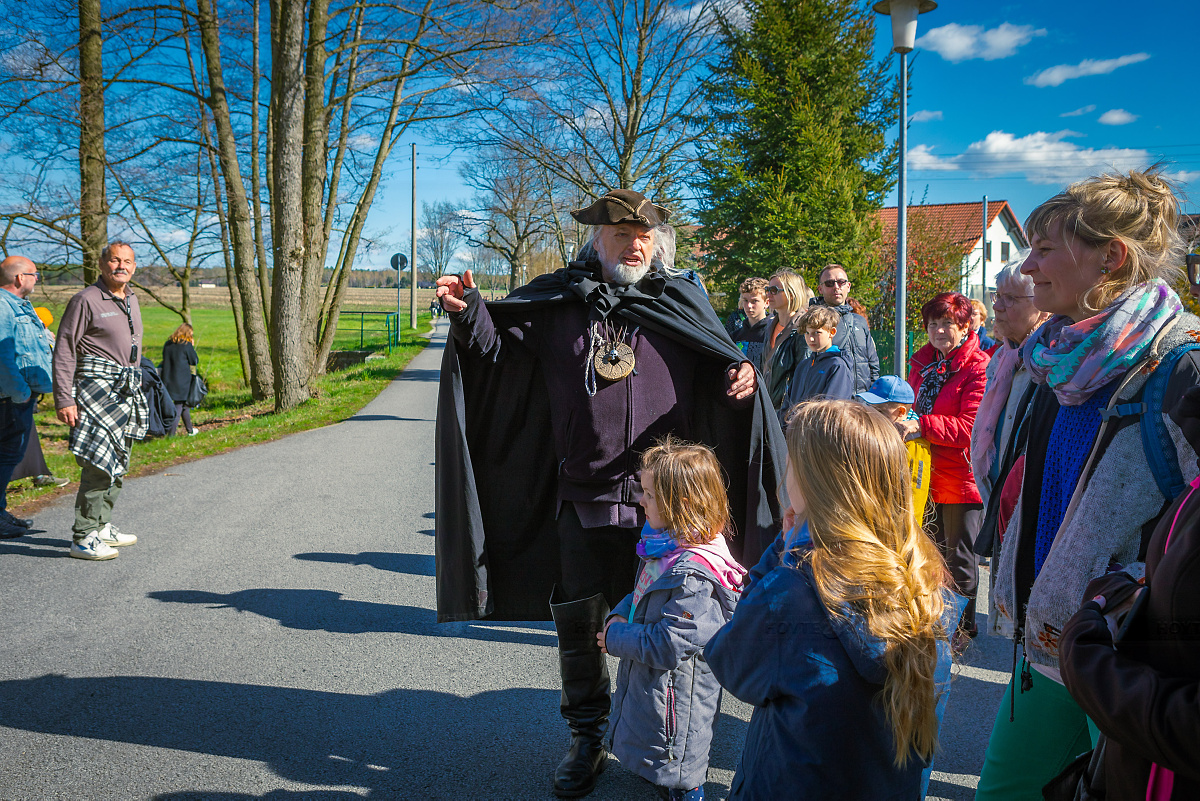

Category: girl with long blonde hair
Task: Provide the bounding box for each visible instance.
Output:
[706,400,956,799]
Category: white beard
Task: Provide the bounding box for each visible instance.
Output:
[602,261,650,286]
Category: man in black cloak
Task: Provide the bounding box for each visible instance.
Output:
[435,189,785,797]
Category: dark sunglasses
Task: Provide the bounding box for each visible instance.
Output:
[822,279,850,288]
[766,285,783,295]
[1188,253,1200,286]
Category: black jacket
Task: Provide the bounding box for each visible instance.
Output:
[1059,386,1200,799]
[160,340,198,402]
[435,262,787,622]
[139,356,178,438]
[804,298,879,394]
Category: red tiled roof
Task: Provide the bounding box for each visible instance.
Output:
[876,200,1025,254]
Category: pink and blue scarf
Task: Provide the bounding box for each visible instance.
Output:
[1021,279,1182,406]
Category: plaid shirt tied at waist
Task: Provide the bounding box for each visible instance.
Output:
[69,355,149,477]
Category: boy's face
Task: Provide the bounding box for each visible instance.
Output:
[741,292,768,323]
[805,326,835,353]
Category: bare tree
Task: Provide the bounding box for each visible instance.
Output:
[458,149,551,291]
[463,0,720,239]
[418,200,466,280]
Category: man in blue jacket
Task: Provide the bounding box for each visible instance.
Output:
[0,255,54,538]
[807,264,879,393]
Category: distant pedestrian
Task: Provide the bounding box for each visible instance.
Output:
[728,277,770,365]
[970,299,999,354]
[705,400,957,800]
[807,264,879,393]
[785,304,854,413]
[160,324,200,436]
[52,241,148,561]
[599,438,745,801]
[0,255,53,538]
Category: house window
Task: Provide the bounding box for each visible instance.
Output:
[985,242,992,261]
[1001,242,1010,262]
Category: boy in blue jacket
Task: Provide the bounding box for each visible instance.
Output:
[786,305,853,413]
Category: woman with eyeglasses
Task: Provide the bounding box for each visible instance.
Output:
[759,270,814,416]
[976,168,1200,800]
[969,258,1050,560]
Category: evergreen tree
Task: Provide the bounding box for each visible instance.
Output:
[695,0,897,309]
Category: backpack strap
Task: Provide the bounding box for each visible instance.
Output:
[1140,343,1200,501]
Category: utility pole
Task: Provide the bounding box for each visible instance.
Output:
[410,143,417,331]
[982,195,989,312]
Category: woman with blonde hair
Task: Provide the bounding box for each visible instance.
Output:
[977,167,1200,799]
[706,400,957,799]
[759,269,814,413]
[160,323,200,436]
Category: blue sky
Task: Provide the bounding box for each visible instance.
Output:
[360,0,1200,269]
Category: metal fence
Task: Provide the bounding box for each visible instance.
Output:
[332,311,399,352]
[872,328,918,377]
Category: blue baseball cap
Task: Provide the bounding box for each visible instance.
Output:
[854,375,915,405]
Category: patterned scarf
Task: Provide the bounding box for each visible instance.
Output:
[915,355,955,415]
[970,342,1023,482]
[1021,279,1182,406]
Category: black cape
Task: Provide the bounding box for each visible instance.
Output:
[434,264,787,622]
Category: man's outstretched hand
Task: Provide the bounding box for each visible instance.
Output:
[727,362,757,400]
[436,270,475,313]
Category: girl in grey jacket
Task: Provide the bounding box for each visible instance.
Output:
[597,439,746,801]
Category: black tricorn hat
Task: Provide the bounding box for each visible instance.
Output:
[570,189,671,228]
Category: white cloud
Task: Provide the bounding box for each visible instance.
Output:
[909,110,943,123]
[1168,170,1200,184]
[916,23,1045,62]
[1060,104,1096,117]
[908,130,1152,184]
[1024,53,1150,87]
[1098,108,1138,125]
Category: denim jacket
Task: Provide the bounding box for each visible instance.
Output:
[0,289,53,402]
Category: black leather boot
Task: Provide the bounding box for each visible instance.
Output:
[549,588,611,798]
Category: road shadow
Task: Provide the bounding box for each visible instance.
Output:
[394,368,440,383]
[339,414,433,423]
[293,551,435,576]
[147,588,556,646]
[0,534,71,558]
[0,674,564,798]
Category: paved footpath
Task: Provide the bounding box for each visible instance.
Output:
[0,321,1008,800]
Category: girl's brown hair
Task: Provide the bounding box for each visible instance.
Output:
[168,323,194,344]
[1025,166,1185,315]
[786,400,949,766]
[640,436,731,546]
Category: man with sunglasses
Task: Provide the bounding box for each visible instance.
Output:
[52,241,149,561]
[0,255,53,539]
[807,264,879,393]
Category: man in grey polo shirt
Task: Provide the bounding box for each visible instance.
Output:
[52,240,149,560]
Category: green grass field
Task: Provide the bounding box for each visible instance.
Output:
[11,304,432,513]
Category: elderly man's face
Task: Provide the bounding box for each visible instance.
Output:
[100,244,136,292]
[595,223,655,285]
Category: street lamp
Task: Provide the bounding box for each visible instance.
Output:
[873,0,936,378]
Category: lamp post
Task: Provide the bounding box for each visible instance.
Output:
[873,0,936,378]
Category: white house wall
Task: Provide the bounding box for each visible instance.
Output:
[959,214,1026,302]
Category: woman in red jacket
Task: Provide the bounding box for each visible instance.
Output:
[901,292,990,647]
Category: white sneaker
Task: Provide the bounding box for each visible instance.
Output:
[98,522,137,547]
[70,531,119,561]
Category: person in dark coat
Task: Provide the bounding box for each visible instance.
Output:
[1056,384,1200,801]
[785,305,854,413]
[160,323,199,436]
[805,264,879,393]
[139,356,178,438]
[435,188,786,798]
[705,400,957,800]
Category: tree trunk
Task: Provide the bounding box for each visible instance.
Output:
[195,0,273,400]
[268,0,309,411]
[78,0,106,286]
[297,0,330,383]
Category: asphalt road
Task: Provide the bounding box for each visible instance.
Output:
[0,321,1009,799]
